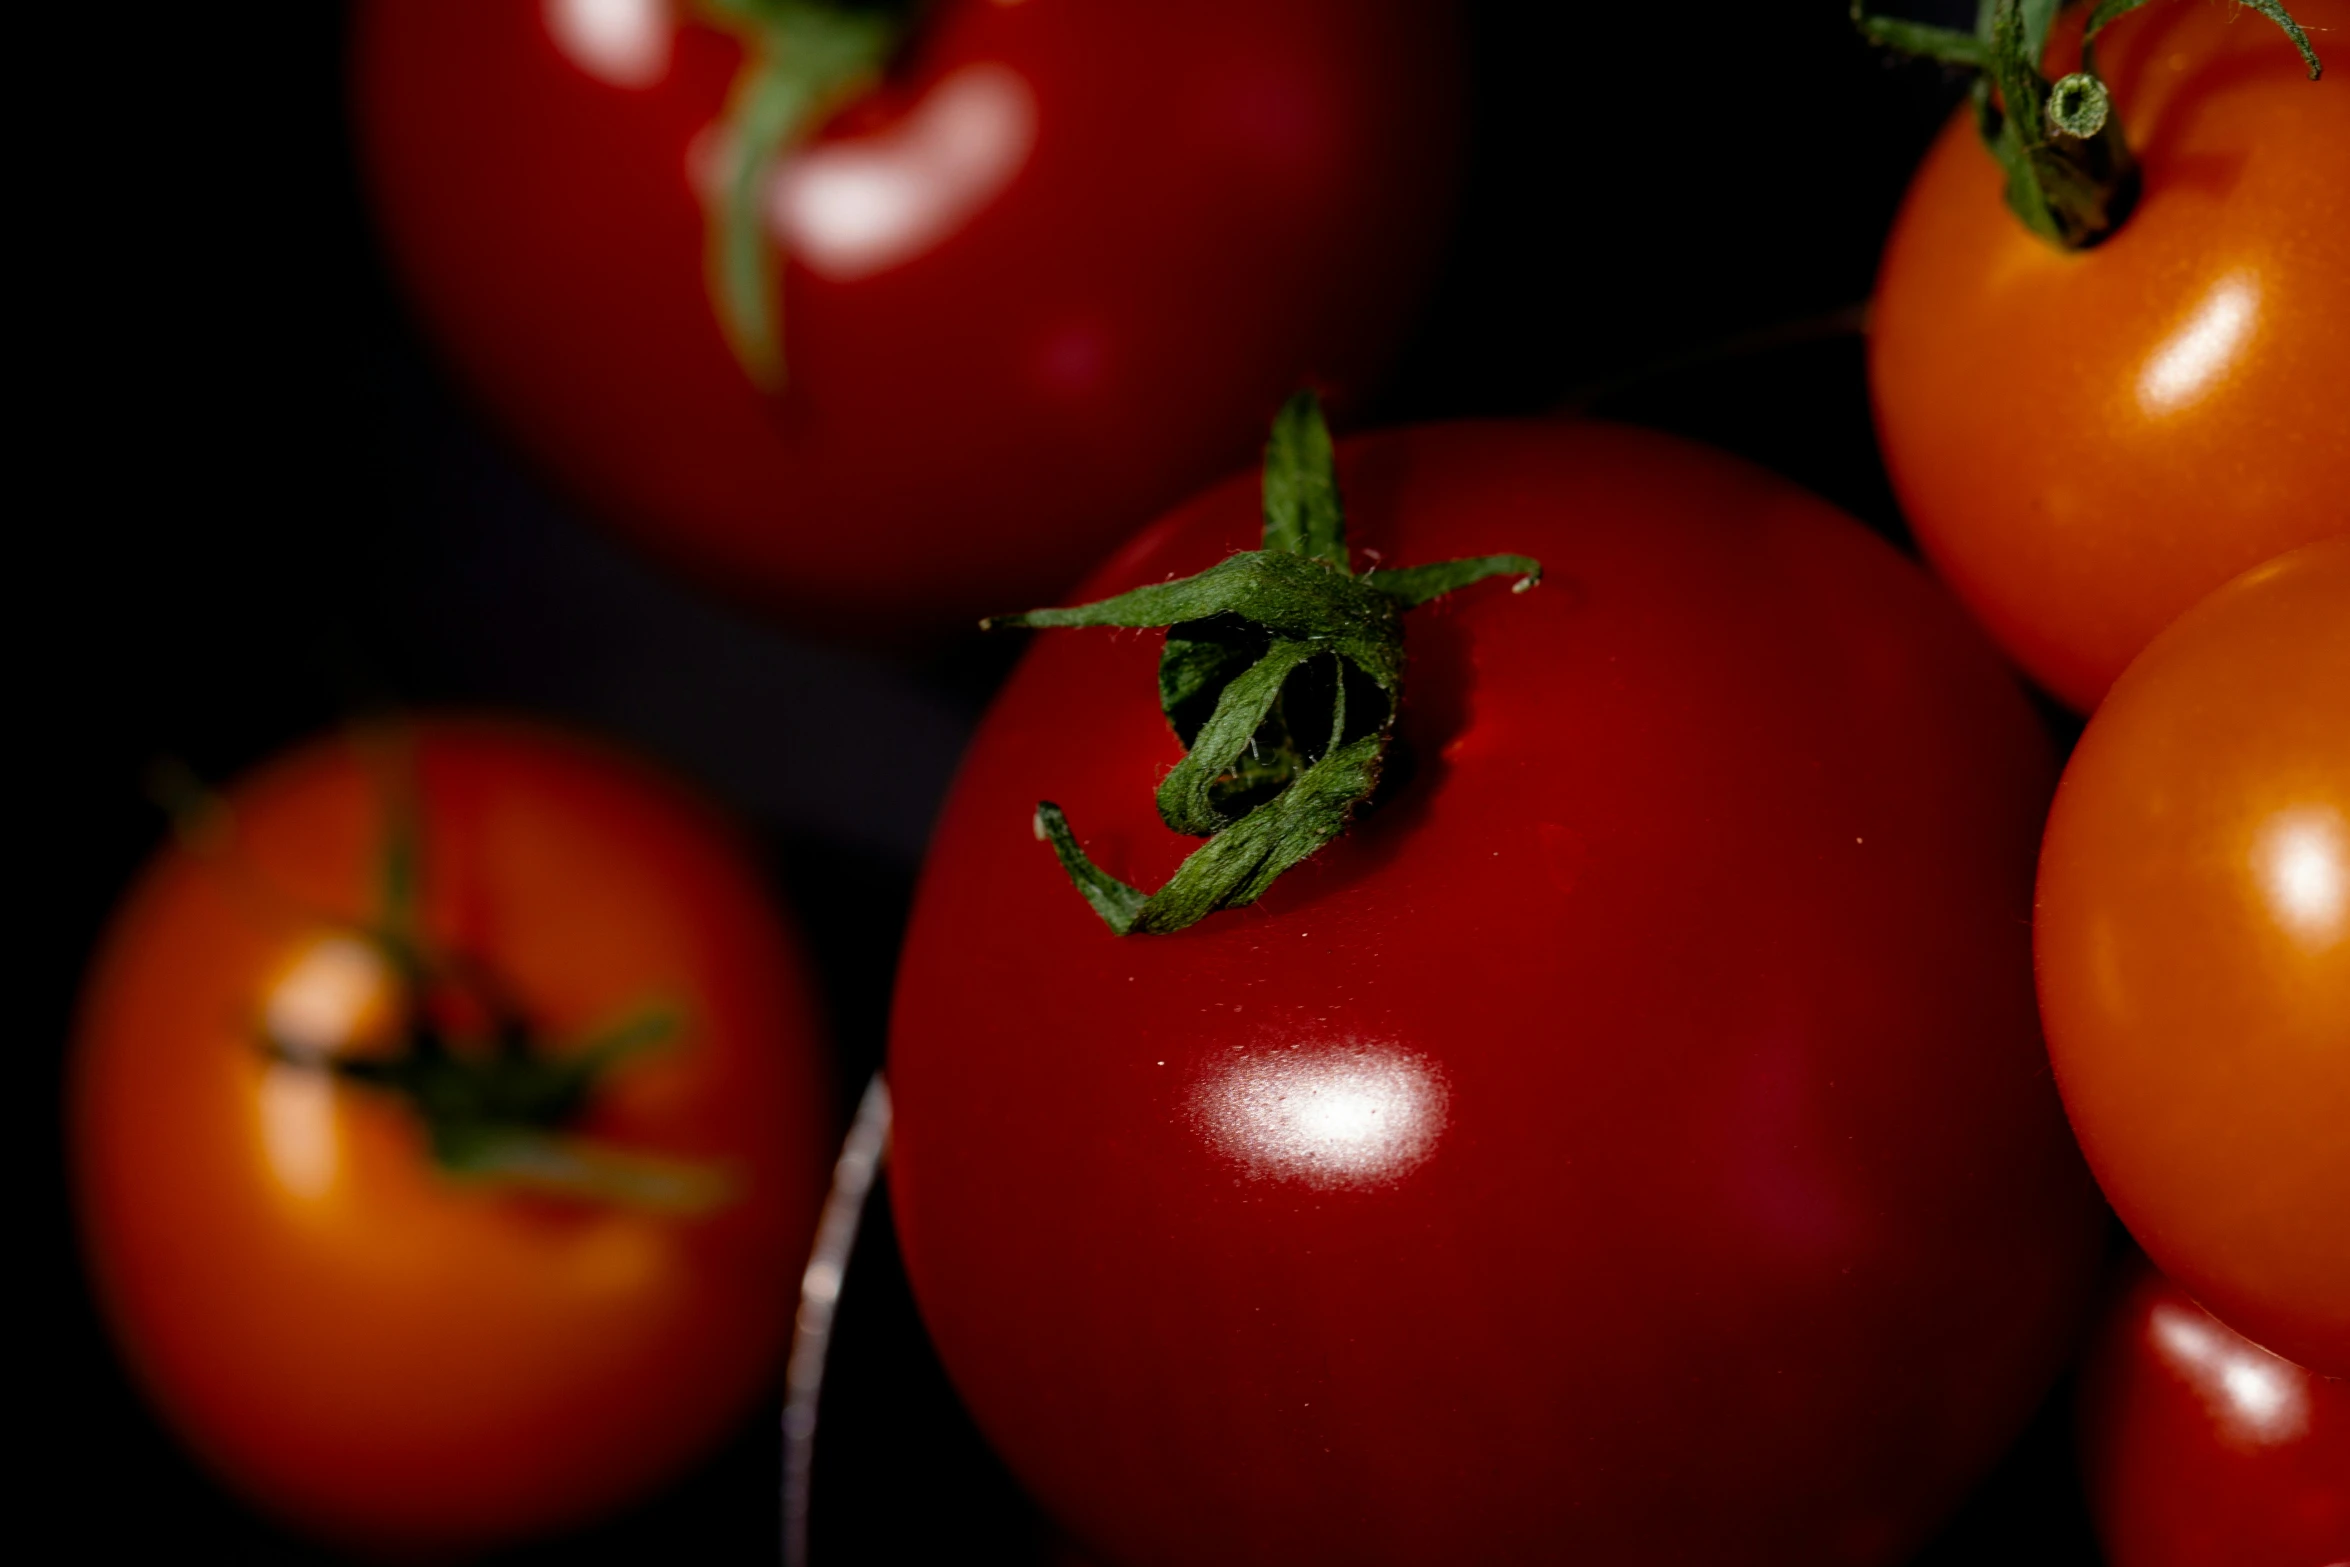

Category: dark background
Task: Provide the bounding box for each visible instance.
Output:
[33,1,2104,1559]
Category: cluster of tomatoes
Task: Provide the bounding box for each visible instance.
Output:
[60,0,2342,1562]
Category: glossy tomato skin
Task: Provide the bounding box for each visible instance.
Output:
[70,718,831,1549]
[2079,1254,2350,1567]
[2037,535,2350,1377]
[352,0,1462,635]
[1869,0,2350,712]
[889,422,2106,1565]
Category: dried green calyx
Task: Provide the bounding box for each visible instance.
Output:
[984,393,1540,935]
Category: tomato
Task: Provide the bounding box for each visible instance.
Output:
[2078,1253,2350,1567]
[351,0,1463,636]
[1868,0,2350,712]
[69,717,832,1550]
[887,420,2105,1565]
[2036,534,2350,1376]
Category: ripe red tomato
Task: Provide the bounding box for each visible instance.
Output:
[70,717,832,1550]
[351,0,1463,635]
[1869,0,2350,711]
[2037,534,2350,1376]
[2078,1254,2350,1567]
[888,421,2106,1565]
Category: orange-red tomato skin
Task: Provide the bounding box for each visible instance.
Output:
[2078,1256,2350,1567]
[2036,536,2350,1376]
[1870,0,2350,711]
[70,718,832,1549]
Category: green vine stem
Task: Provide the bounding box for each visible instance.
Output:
[984,394,1541,935]
[1851,0,2321,249]
[693,0,908,387]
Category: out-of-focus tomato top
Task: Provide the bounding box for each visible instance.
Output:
[352,0,1466,636]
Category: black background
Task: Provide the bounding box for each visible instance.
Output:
[33,1,2107,1560]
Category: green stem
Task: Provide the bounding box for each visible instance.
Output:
[693,1,907,388]
[1853,0,2321,250]
[990,393,1540,936]
[362,727,425,975]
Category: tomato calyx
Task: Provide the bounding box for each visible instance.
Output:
[1852,0,2322,249]
[265,957,728,1212]
[175,733,731,1213]
[692,0,912,387]
[983,393,1540,935]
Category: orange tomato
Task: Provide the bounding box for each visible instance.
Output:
[70,717,832,1549]
[2037,535,2350,1376]
[1870,0,2350,712]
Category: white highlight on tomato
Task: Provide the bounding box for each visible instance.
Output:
[2149,1300,2311,1445]
[2136,272,2259,416]
[772,63,1037,281]
[257,933,394,1201]
[265,933,396,1056]
[259,939,401,1212]
[2255,804,2347,949]
[1197,1042,1447,1190]
[544,0,673,89]
[259,1064,338,1200]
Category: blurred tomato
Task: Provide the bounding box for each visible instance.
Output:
[1869,0,2350,710]
[351,0,1463,635]
[70,717,831,1550]
[2038,534,2350,1375]
[890,421,2104,1565]
[2079,1254,2350,1567]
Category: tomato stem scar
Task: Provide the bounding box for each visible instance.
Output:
[987,393,1540,935]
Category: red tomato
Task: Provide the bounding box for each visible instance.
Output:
[351,0,1463,635]
[70,718,831,1550]
[1869,0,2350,711]
[888,421,2105,1565]
[2078,1254,2350,1567]
[2037,534,2350,1376]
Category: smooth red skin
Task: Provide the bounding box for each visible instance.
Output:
[72,720,831,1549]
[890,422,2107,1566]
[351,0,1461,635]
[2079,1256,2350,1567]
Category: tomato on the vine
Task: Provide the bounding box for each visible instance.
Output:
[351,0,1463,635]
[1868,0,2349,711]
[888,419,2105,1565]
[2077,1253,2350,1567]
[70,718,832,1550]
[2037,534,2350,1376]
